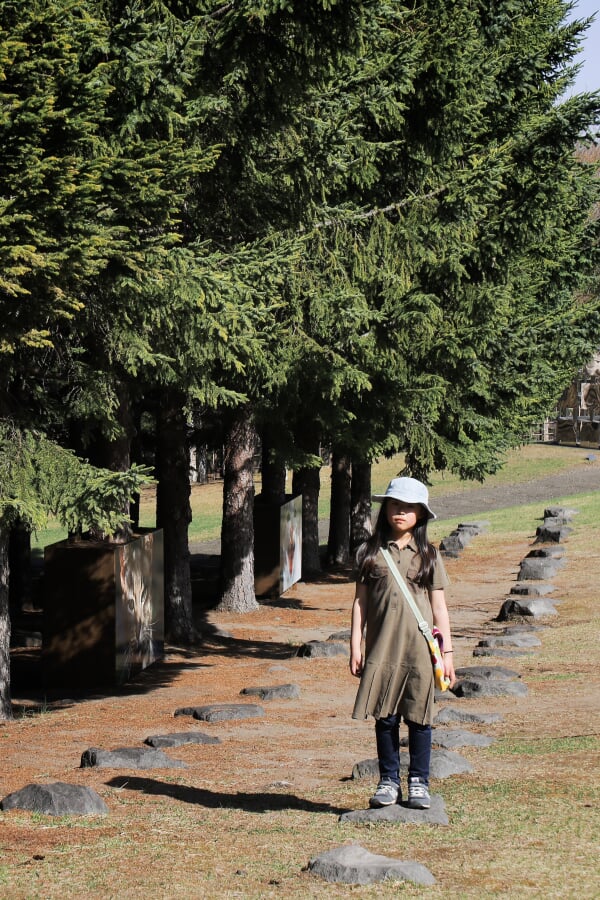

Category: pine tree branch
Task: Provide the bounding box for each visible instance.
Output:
[312,186,447,231]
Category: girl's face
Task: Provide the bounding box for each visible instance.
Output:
[385,498,423,539]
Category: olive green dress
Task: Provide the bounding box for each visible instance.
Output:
[352,540,449,726]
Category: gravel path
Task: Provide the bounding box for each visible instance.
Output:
[432,456,600,520]
[191,450,600,555]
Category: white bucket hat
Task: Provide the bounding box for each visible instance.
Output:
[372,476,436,520]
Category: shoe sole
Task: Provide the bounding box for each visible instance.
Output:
[369,797,398,808]
[406,800,430,809]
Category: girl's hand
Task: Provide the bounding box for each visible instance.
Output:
[350,649,364,677]
[444,653,456,689]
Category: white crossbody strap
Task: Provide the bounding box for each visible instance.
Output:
[380,547,435,642]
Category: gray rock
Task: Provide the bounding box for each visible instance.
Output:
[240,683,300,701]
[534,525,571,544]
[352,757,382,780]
[174,703,264,722]
[431,728,495,749]
[526,546,566,559]
[502,624,545,633]
[473,647,534,658]
[1,782,108,816]
[498,597,558,620]
[453,677,528,699]
[340,794,448,826]
[81,747,187,769]
[518,558,563,581]
[478,632,541,649]
[455,665,520,680]
[328,630,351,641]
[307,844,436,886]
[510,582,556,596]
[440,534,468,553]
[435,686,458,702]
[542,516,571,528]
[543,507,578,520]
[458,521,490,532]
[434,707,503,725]
[144,732,221,749]
[296,641,347,658]
[352,748,473,781]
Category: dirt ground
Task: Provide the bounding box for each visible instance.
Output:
[2,452,600,896]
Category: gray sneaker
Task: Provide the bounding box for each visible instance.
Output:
[369,779,399,808]
[406,777,430,809]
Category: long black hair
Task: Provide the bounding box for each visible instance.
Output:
[357,499,437,589]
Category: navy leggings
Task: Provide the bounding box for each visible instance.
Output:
[375,713,431,791]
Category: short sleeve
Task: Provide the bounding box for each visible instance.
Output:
[431,549,450,590]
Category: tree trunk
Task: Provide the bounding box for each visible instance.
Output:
[292,463,321,576]
[260,426,286,504]
[350,460,372,556]
[156,390,195,641]
[0,526,12,720]
[86,381,134,540]
[9,518,32,614]
[327,451,351,566]
[217,405,259,613]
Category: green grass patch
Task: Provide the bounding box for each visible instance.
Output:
[487,734,599,756]
[30,443,598,552]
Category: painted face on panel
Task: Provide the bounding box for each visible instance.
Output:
[385,498,423,539]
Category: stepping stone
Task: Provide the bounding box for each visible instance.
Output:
[439,521,490,557]
[307,844,436,886]
[526,546,566,559]
[81,747,187,769]
[439,534,468,554]
[174,703,264,723]
[144,732,221,749]
[434,707,503,725]
[352,748,473,781]
[543,506,578,520]
[518,558,563,581]
[455,665,520,680]
[339,794,448,827]
[473,647,534,658]
[295,641,347,658]
[502,624,545,633]
[452,677,528,699]
[542,517,572,528]
[1,782,108,816]
[498,598,558,620]
[435,686,457,701]
[431,728,495,749]
[458,521,490,533]
[534,525,571,544]
[240,683,300,701]
[327,629,350,641]
[478,633,541,649]
[510,582,555,597]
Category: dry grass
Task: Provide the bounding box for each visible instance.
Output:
[8,449,600,897]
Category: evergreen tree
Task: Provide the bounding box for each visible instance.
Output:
[0,424,151,719]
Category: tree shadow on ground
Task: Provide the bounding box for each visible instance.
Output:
[196,633,300,662]
[9,646,215,715]
[104,775,349,815]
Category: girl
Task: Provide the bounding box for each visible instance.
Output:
[350,476,456,809]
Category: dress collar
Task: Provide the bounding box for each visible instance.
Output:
[386,537,416,553]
